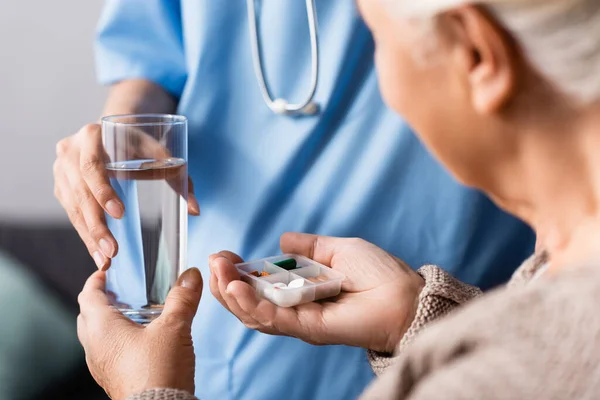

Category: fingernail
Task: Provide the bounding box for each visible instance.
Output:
[93,251,107,270]
[189,195,200,216]
[180,268,202,293]
[106,200,123,219]
[99,238,115,258]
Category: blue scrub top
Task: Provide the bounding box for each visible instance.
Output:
[96,1,535,399]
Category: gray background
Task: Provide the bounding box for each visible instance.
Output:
[0,1,107,222]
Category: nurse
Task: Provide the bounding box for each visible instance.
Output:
[53,1,534,399]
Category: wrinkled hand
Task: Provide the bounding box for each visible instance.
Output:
[209,233,424,353]
[53,123,200,270]
[77,268,203,400]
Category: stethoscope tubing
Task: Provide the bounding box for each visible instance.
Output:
[246,0,320,116]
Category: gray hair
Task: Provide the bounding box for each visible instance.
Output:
[383,0,600,103]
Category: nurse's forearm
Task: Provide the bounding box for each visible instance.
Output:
[102,79,178,117]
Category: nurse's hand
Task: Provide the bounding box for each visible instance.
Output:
[53,123,200,270]
[209,233,424,353]
[77,267,203,400]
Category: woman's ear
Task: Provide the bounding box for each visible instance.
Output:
[445,6,518,114]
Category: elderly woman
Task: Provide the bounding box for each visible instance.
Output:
[77,0,600,398]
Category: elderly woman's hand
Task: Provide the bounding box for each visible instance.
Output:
[209,233,424,353]
[77,268,203,400]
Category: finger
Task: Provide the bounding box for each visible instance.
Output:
[78,271,133,336]
[77,124,124,219]
[79,191,118,259]
[83,270,108,292]
[210,255,261,328]
[78,271,119,319]
[78,271,110,308]
[55,162,94,251]
[226,280,304,337]
[208,266,228,309]
[160,268,203,326]
[280,233,348,266]
[134,129,172,160]
[208,250,243,292]
[65,161,118,262]
[188,176,200,216]
[59,176,110,270]
[210,250,244,265]
[225,280,275,326]
[208,268,260,329]
[209,254,251,312]
[164,168,197,215]
[229,280,328,342]
[55,135,113,269]
[125,129,195,217]
[211,254,242,286]
[207,254,231,308]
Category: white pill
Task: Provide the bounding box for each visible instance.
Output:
[286,278,305,289]
[272,282,287,289]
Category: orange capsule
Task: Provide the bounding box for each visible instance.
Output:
[260,271,270,277]
[249,271,260,277]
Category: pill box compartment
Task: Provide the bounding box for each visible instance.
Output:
[235,254,345,307]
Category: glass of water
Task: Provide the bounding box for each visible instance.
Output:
[101,114,188,324]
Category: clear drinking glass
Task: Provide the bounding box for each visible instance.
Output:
[101,114,188,324]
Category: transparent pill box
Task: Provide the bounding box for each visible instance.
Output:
[235,254,345,307]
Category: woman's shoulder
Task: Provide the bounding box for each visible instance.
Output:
[508,251,550,287]
[362,262,600,399]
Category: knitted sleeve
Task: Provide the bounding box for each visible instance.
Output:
[126,389,198,400]
[367,265,482,375]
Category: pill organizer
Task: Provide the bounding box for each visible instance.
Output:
[235,254,345,307]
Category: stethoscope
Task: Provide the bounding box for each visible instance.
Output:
[246,0,320,116]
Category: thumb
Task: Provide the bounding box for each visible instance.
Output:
[160,268,203,326]
[280,232,345,266]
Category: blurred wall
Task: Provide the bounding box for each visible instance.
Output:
[0,1,107,222]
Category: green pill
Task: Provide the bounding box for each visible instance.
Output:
[274,258,297,270]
